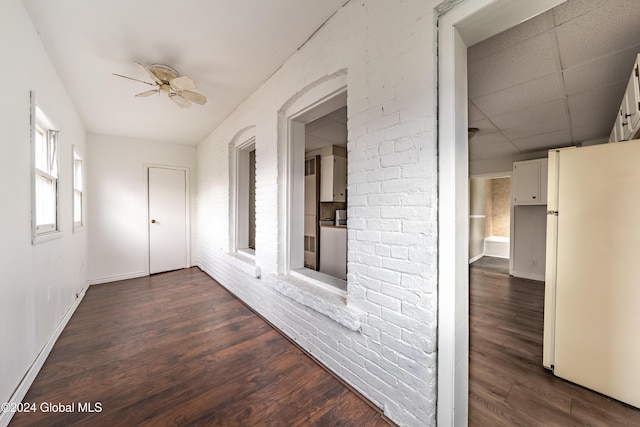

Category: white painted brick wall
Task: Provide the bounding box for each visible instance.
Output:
[196,1,438,425]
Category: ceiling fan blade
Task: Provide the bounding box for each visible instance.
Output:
[170,94,191,109]
[170,75,196,91]
[112,73,155,86]
[135,62,163,85]
[180,90,207,105]
[135,89,158,97]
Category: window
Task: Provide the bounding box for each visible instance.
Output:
[73,151,83,229]
[281,78,347,292]
[31,94,60,242]
[235,138,256,255]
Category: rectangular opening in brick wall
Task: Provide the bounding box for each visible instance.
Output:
[291,97,348,293]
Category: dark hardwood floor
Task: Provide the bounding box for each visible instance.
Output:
[10,268,388,427]
[469,256,640,426]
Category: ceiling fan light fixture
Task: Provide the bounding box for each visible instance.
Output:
[114,62,207,108]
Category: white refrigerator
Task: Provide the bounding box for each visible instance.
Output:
[543,141,640,409]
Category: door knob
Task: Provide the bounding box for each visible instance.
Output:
[151,219,156,224]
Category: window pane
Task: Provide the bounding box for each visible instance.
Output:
[49,131,58,178]
[74,189,82,225]
[35,126,47,172]
[74,158,82,191]
[36,174,56,227]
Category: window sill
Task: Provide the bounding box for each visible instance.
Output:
[238,248,255,257]
[32,230,62,245]
[223,251,261,278]
[291,268,347,293]
[265,273,361,331]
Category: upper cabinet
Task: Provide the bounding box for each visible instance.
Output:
[513,158,548,205]
[610,53,640,143]
[320,155,347,202]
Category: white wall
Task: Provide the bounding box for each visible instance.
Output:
[197,1,437,425]
[87,133,197,284]
[0,0,88,407]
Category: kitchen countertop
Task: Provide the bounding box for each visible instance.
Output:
[319,220,346,228]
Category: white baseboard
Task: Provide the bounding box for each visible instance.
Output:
[88,270,147,285]
[510,269,545,282]
[469,253,484,264]
[0,286,87,427]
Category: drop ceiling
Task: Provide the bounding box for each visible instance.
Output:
[468,0,640,160]
[21,0,347,145]
[305,107,348,153]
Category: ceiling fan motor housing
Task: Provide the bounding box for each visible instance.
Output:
[148,64,180,84]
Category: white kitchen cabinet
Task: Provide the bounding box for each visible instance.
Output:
[610,53,640,142]
[621,66,640,141]
[512,158,547,205]
[609,119,620,143]
[320,155,346,202]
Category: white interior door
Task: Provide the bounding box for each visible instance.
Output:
[149,167,187,274]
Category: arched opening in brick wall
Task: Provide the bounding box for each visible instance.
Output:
[279,71,348,293]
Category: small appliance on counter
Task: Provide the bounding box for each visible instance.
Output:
[335,210,347,226]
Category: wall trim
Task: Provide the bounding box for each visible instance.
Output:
[468,253,484,264]
[510,270,545,282]
[88,270,147,286]
[0,286,87,427]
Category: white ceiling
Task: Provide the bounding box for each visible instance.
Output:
[22,0,347,145]
[468,0,640,160]
[305,107,347,152]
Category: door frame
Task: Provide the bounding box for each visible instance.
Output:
[145,164,191,275]
[436,0,566,424]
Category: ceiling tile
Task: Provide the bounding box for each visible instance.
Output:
[470,140,521,160]
[467,11,554,64]
[326,106,347,124]
[511,129,572,151]
[502,117,570,140]
[468,32,560,99]
[468,118,498,135]
[567,81,626,115]
[469,132,520,159]
[570,108,618,130]
[552,0,608,25]
[491,99,568,130]
[572,123,612,142]
[311,122,347,144]
[472,73,564,117]
[555,0,640,69]
[563,46,639,96]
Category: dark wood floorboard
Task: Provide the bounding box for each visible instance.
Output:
[469,256,640,426]
[10,268,388,427]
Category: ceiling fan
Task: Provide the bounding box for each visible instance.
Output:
[113,63,207,108]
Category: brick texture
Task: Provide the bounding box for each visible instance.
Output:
[196,1,438,425]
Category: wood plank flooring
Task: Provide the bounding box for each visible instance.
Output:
[469,256,640,426]
[10,268,388,427]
